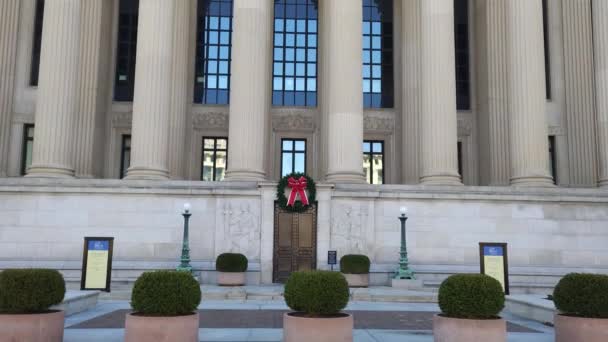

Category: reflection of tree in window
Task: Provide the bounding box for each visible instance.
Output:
[272,0,318,106]
[281,139,306,176]
[202,138,228,181]
[195,0,233,104]
[362,0,393,108]
[363,140,384,184]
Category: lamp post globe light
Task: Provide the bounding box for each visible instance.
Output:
[394,206,415,279]
[176,202,192,273]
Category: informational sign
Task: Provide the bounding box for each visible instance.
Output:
[479,242,509,295]
[328,251,337,265]
[81,237,114,292]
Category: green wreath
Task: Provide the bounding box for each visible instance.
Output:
[277,172,316,213]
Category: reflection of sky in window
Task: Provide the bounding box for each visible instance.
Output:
[273,0,318,107]
[195,0,233,105]
[362,0,393,108]
[281,139,306,176]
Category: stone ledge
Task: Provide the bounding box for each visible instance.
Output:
[51,290,99,317]
[505,294,556,324]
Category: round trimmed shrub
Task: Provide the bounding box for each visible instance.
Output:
[284,271,349,316]
[0,269,66,313]
[340,254,370,274]
[131,271,201,316]
[553,273,608,318]
[216,253,248,273]
[438,274,505,319]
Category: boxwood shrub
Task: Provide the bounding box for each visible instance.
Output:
[216,253,248,273]
[340,254,370,274]
[0,269,66,313]
[553,273,608,318]
[284,271,349,316]
[438,274,505,319]
[131,271,201,316]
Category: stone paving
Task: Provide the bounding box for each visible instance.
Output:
[62,300,556,342]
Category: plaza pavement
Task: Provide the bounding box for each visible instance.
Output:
[63,300,555,342]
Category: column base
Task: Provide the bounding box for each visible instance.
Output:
[510,175,555,187]
[26,164,75,178]
[325,171,366,184]
[598,178,608,188]
[125,166,169,180]
[419,174,462,186]
[224,169,266,182]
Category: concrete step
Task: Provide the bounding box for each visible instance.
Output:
[51,290,100,316]
[505,294,556,324]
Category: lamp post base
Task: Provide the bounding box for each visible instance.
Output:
[176,265,192,273]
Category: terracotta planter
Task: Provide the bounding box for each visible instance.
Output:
[433,314,506,342]
[555,314,608,342]
[125,312,199,342]
[0,310,64,342]
[283,312,353,342]
[343,273,369,288]
[217,271,246,286]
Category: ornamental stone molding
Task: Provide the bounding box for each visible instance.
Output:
[192,111,229,130]
[12,113,35,124]
[548,126,565,136]
[111,112,132,128]
[457,118,473,136]
[271,110,316,132]
[363,110,395,134]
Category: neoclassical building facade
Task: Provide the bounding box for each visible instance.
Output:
[0,0,607,290]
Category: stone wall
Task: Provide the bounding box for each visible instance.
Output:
[0,179,607,293]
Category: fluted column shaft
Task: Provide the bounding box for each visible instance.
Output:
[475,0,510,186]
[28,0,81,178]
[225,0,273,181]
[167,0,191,179]
[74,0,112,178]
[126,0,175,180]
[505,0,553,186]
[594,0,608,187]
[401,0,421,184]
[419,0,461,185]
[0,0,20,177]
[321,0,365,183]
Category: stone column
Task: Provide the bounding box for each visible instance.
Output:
[125,0,175,180]
[401,0,421,184]
[224,0,273,181]
[594,0,608,187]
[505,0,553,186]
[475,0,510,186]
[418,0,461,185]
[28,0,81,178]
[167,0,191,179]
[74,0,113,178]
[320,0,366,183]
[0,0,20,177]
[562,0,597,186]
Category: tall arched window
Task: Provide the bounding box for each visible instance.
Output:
[194,0,233,105]
[272,0,318,107]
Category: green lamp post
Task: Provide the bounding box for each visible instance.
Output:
[394,206,415,279]
[176,202,192,273]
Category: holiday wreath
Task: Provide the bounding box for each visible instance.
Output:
[276,172,316,213]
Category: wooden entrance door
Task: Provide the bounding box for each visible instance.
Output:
[273,203,317,283]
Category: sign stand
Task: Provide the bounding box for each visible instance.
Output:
[81,237,114,292]
[479,242,509,295]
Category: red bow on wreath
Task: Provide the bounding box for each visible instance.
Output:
[287,176,309,206]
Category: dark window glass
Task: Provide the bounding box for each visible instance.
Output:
[272,0,318,107]
[454,0,470,110]
[457,141,463,181]
[114,0,139,102]
[194,0,233,105]
[202,137,228,181]
[363,140,384,184]
[120,134,131,178]
[362,0,393,108]
[542,0,551,100]
[21,124,35,175]
[30,0,44,86]
[548,135,557,184]
[281,138,306,176]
